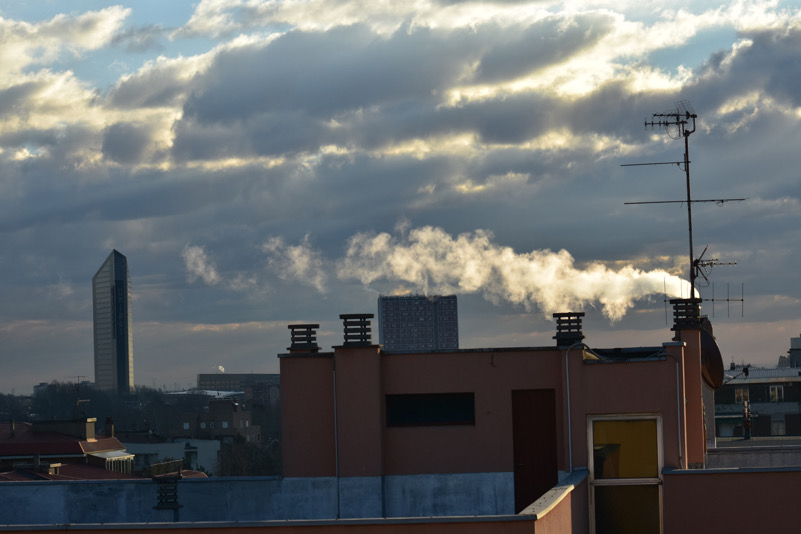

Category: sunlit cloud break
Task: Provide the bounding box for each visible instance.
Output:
[337,226,692,321]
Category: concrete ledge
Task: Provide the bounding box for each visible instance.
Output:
[664,465,801,475]
[518,468,588,519]
[1,515,541,531]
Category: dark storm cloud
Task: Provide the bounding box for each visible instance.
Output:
[172,15,626,157]
[108,61,194,109]
[473,13,615,83]
[181,24,473,124]
[694,28,801,108]
[0,81,44,117]
[101,122,152,164]
[172,110,331,160]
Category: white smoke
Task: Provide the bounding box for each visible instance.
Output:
[261,234,328,292]
[182,244,221,285]
[336,226,692,321]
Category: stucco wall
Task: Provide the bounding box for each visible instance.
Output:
[663,468,801,533]
[0,473,516,526]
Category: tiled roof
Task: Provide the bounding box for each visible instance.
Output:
[0,422,125,457]
[0,463,142,481]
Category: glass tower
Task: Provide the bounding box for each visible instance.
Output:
[92,250,134,394]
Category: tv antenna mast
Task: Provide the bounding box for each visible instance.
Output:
[621,101,745,299]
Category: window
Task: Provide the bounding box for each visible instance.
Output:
[770,385,784,402]
[589,415,662,534]
[222,421,229,429]
[735,388,749,403]
[182,422,190,430]
[386,393,475,426]
[200,422,206,430]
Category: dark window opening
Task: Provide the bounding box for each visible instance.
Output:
[386,392,475,426]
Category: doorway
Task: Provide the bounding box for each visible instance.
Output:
[511,388,558,513]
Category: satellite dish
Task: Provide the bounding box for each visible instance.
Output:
[700,328,724,390]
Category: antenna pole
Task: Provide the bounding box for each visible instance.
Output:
[683,121,695,296]
[624,101,744,310]
[645,105,698,294]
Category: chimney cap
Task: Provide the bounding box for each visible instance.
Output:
[340,314,374,346]
[553,312,585,347]
[288,323,320,352]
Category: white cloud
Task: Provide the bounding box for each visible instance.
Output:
[0,7,130,76]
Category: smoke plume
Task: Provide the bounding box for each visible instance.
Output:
[182,245,221,286]
[337,226,691,321]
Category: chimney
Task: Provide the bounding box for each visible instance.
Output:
[553,312,585,347]
[340,313,374,346]
[10,418,15,438]
[670,298,702,338]
[106,417,115,438]
[287,324,320,353]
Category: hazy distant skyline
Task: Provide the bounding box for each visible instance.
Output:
[1,1,800,394]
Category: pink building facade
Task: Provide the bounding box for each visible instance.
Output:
[279,302,721,531]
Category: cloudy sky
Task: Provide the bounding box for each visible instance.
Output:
[1,0,800,394]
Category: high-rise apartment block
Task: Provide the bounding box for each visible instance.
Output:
[92,250,134,394]
[377,295,459,352]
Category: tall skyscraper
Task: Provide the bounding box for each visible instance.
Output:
[92,250,134,394]
[377,295,459,352]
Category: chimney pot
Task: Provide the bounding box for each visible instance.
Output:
[340,314,374,346]
[553,312,585,347]
[287,324,321,353]
[670,298,703,334]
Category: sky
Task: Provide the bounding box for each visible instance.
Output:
[1,0,800,394]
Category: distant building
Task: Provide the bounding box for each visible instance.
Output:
[92,250,134,394]
[196,373,279,392]
[789,334,801,367]
[176,399,261,446]
[377,294,459,352]
[0,418,135,479]
[716,365,801,437]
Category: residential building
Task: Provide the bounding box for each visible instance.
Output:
[0,417,135,479]
[92,249,134,394]
[715,366,801,437]
[279,304,725,531]
[176,398,261,445]
[377,294,459,352]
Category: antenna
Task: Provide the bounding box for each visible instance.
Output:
[622,101,745,299]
